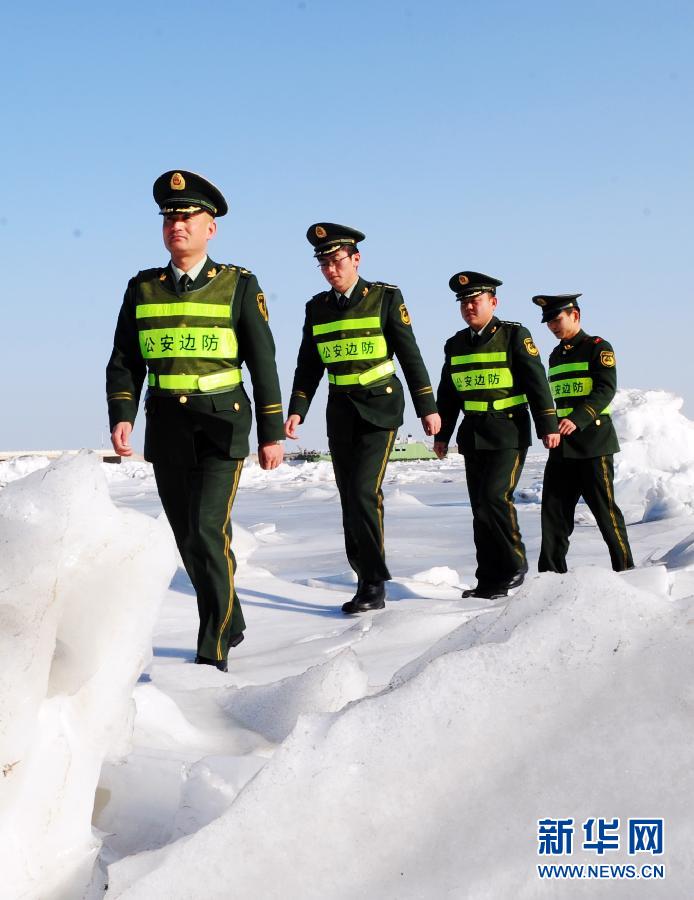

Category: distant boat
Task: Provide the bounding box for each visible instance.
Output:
[388,434,436,461]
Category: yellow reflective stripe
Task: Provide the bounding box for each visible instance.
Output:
[198,370,243,391]
[139,327,238,359]
[464,394,528,412]
[548,361,590,376]
[136,302,230,319]
[150,370,242,391]
[451,351,507,365]
[312,316,381,336]
[464,400,489,411]
[327,359,396,386]
[316,335,387,364]
[452,367,514,392]
[493,394,528,410]
[551,377,593,398]
[359,359,395,385]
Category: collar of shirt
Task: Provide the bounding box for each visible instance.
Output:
[336,277,360,303]
[170,255,208,284]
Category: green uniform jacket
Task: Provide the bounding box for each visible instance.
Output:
[548,329,620,459]
[106,257,284,464]
[436,317,558,451]
[287,277,437,428]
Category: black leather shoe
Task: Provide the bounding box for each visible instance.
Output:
[194,655,228,672]
[341,581,386,614]
[462,584,508,600]
[500,570,526,591]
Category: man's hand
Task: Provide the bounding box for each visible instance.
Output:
[421,413,441,436]
[284,414,301,440]
[111,422,134,457]
[259,442,283,470]
[542,432,561,449]
[433,441,448,460]
[558,418,577,436]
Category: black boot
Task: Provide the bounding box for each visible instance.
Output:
[342,581,386,614]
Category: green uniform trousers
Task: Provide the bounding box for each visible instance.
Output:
[153,432,245,662]
[463,447,528,587]
[539,454,633,573]
[328,400,396,584]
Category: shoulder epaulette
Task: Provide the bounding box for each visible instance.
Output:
[373,281,398,290]
[499,319,522,327]
[136,267,166,281]
[593,336,603,344]
[221,264,252,276]
[309,291,329,303]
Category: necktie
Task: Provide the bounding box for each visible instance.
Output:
[178,273,192,293]
[470,331,479,346]
[336,291,349,309]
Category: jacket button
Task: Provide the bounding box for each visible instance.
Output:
[595,418,601,426]
[386,386,393,394]
[234,402,240,411]
[507,413,512,418]
[179,396,187,404]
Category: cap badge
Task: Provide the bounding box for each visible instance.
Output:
[170,172,185,190]
[524,337,540,357]
[536,297,547,306]
[458,274,469,286]
[315,225,327,239]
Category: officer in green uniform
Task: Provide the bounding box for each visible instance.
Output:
[106,170,284,671]
[434,272,560,599]
[533,293,634,572]
[284,223,440,614]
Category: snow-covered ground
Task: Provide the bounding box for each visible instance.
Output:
[1,389,693,899]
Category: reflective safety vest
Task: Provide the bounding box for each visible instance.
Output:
[449,326,528,412]
[310,284,396,390]
[548,361,610,418]
[136,268,243,394]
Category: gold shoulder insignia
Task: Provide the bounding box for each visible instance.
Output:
[600,350,615,367]
[257,292,269,321]
[239,267,252,276]
[399,303,411,326]
[206,267,217,278]
[159,272,167,281]
[524,337,540,357]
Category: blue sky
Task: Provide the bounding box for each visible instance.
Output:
[3,0,693,450]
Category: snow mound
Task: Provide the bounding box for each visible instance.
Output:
[411,566,461,587]
[0,452,177,900]
[109,566,693,899]
[222,649,367,742]
[0,453,51,486]
[613,389,694,519]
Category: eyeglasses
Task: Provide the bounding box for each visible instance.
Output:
[317,254,352,270]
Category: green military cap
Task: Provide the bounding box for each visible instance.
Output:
[307,222,365,257]
[449,271,503,300]
[153,170,228,217]
[533,293,582,322]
